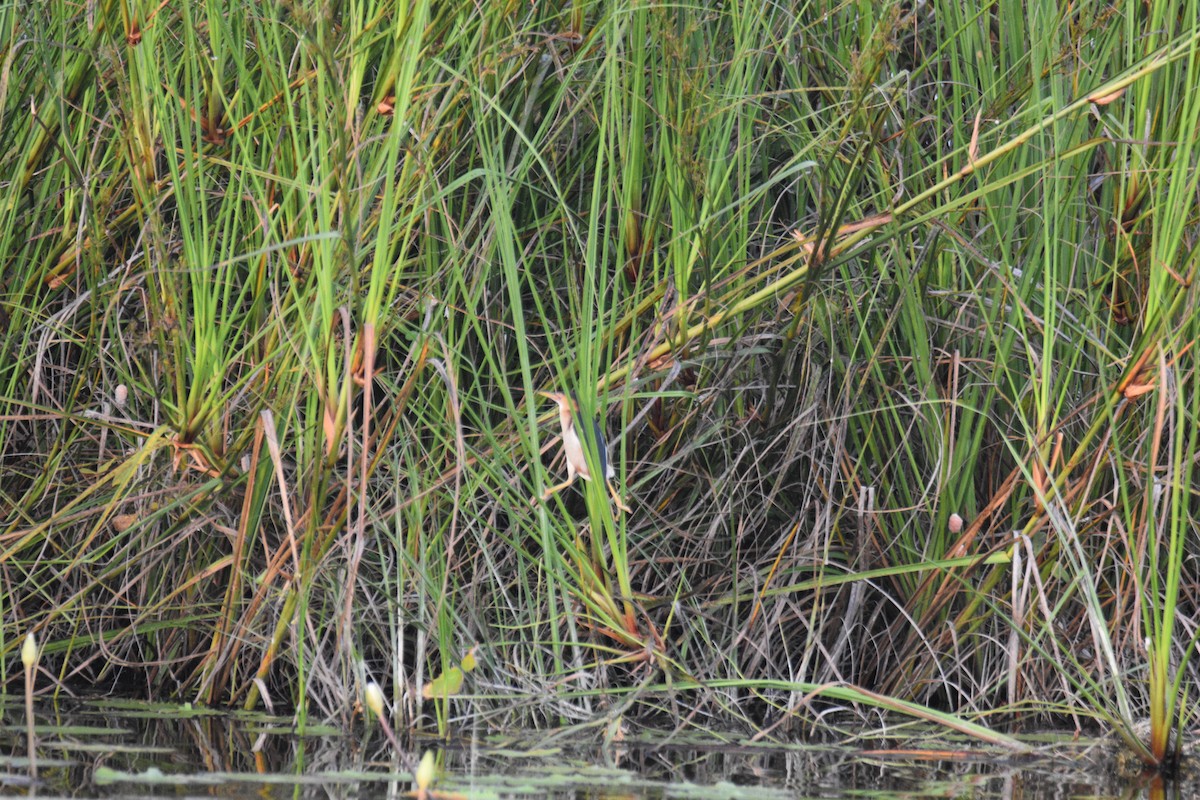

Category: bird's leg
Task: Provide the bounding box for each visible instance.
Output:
[541,460,578,501]
[541,475,577,500]
[606,479,631,513]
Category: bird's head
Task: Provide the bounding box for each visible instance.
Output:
[536,391,576,430]
[536,390,573,408]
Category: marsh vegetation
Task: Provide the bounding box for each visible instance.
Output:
[2,0,1199,774]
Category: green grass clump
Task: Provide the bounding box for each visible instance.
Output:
[2,0,1199,769]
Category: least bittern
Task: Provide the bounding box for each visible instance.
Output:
[537,391,630,513]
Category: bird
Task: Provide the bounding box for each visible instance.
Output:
[537,391,631,513]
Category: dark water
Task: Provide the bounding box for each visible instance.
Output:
[0,698,1180,798]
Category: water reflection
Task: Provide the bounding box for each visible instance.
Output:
[0,698,1184,799]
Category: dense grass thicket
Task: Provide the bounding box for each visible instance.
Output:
[3,0,1200,767]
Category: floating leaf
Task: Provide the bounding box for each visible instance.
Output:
[422,666,463,699]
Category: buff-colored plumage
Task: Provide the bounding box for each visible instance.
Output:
[537,391,629,513]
